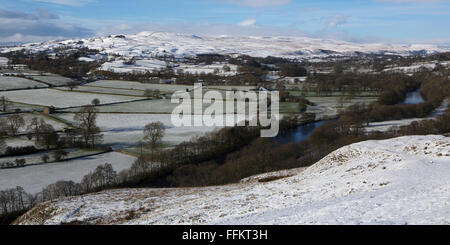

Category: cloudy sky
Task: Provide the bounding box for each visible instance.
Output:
[0,0,449,44]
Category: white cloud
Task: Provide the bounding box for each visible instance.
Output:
[92,21,305,38]
[237,18,256,27]
[224,0,291,8]
[0,9,92,43]
[327,15,348,29]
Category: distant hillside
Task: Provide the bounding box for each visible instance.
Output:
[1,31,446,60]
[14,135,450,225]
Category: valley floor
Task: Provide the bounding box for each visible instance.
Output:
[14,135,450,225]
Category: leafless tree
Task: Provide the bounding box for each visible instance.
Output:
[74,105,103,148]
[0,96,11,112]
[91,98,100,106]
[81,163,118,192]
[67,81,79,91]
[42,181,82,201]
[53,149,68,161]
[37,123,58,149]
[6,115,25,135]
[0,137,6,155]
[143,121,165,150]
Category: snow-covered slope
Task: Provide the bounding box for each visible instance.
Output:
[14,135,450,225]
[1,31,445,60]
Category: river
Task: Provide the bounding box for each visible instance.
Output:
[401,90,424,105]
[274,120,325,144]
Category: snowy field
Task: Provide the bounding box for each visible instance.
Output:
[0,152,136,194]
[87,80,200,93]
[99,58,238,75]
[0,76,47,90]
[99,59,168,73]
[58,85,147,97]
[4,137,35,148]
[0,57,8,66]
[383,61,450,74]
[0,148,102,167]
[63,97,259,114]
[14,135,450,225]
[0,88,140,108]
[55,113,250,148]
[27,74,74,86]
[306,96,378,119]
[177,63,238,76]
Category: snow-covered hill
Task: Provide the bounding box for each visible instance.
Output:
[1,31,445,60]
[14,135,450,225]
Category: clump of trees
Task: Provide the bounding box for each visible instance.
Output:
[278,63,307,77]
[81,163,118,193]
[0,158,26,169]
[4,48,101,79]
[42,181,82,201]
[143,89,161,98]
[27,117,59,149]
[0,115,25,136]
[0,186,37,224]
[4,146,38,156]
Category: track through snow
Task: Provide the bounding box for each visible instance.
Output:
[14,135,450,225]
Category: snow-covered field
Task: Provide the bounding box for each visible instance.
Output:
[0,152,136,194]
[14,135,450,225]
[306,96,378,120]
[0,148,102,167]
[99,59,168,73]
[100,58,238,75]
[55,113,250,148]
[177,63,238,76]
[383,61,450,74]
[58,85,147,97]
[0,76,47,90]
[26,75,74,86]
[0,57,8,66]
[0,88,140,108]
[87,80,199,93]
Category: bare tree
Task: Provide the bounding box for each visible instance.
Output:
[81,163,118,192]
[53,149,68,161]
[27,117,45,143]
[74,105,103,148]
[0,137,6,155]
[41,154,49,163]
[91,98,100,106]
[143,121,165,150]
[0,96,11,112]
[67,81,79,91]
[6,115,25,135]
[144,89,152,98]
[38,124,59,149]
[42,181,82,201]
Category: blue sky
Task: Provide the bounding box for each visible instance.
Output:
[0,0,449,44]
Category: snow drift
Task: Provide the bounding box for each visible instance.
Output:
[14,135,450,225]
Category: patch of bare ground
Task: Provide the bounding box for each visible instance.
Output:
[258,175,293,183]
